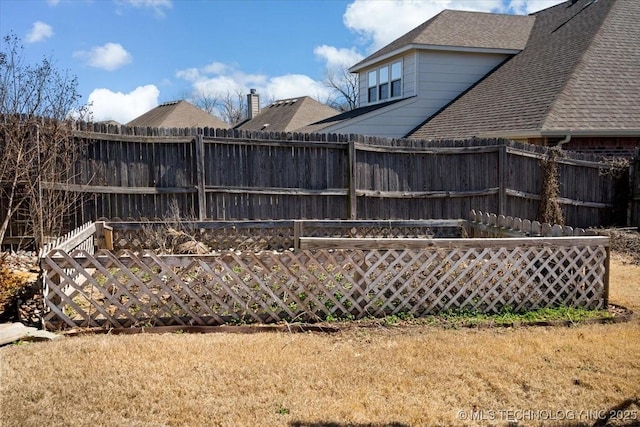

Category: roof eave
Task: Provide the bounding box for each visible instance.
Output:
[479,129,640,139]
[349,44,522,73]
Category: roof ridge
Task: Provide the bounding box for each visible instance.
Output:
[349,10,445,70]
[351,10,535,71]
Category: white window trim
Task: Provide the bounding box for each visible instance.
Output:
[366,60,403,105]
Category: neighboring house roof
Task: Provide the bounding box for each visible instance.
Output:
[351,10,535,72]
[99,120,121,126]
[127,100,229,129]
[234,96,339,133]
[408,0,640,140]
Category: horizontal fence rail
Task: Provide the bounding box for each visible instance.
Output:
[40,217,610,330]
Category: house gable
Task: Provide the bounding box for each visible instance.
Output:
[350,10,535,111]
[350,10,535,73]
[317,10,535,138]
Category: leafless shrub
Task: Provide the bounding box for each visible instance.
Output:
[140,200,210,254]
[0,33,90,248]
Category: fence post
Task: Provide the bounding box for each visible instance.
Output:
[348,139,357,219]
[103,224,114,251]
[498,143,507,217]
[294,220,302,251]
[629,147,639,226]
[194,135,207,221]
[95,221,105,249]
[95,221,113,250]
[602,243,611,308]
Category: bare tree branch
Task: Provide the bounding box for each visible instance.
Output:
[219,90,247,126]
[192,94,221,116]
[0,33,89,247]
[323,67,358,112]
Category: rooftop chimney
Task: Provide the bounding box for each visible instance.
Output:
[247,89,260,120]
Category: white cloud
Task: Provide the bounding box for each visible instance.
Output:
[508,0,565,14]
[314,45,363,71]
[175,67,201,83]
[266,74,329,101]
[202,62,228,75]
[47,0,60,6]
[192,75,244,98]
[26,21,54,43]
[176,63,331,107]
[88,85,159,123]
[176,63,264,97]
[73,43,133,71]
[117,0,172,17]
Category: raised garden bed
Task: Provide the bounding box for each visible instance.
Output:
[39,213,610,330]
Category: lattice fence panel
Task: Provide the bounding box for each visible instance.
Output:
[111,225,296,252]
[302,225,463,239]
[42,242,608,330]
[108,221,465,253]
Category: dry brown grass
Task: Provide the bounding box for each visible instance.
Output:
[1,257,639,427]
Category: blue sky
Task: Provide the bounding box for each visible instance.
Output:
[1,0,563,123]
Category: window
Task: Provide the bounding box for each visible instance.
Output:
[379,67,389,100]
[391,61,402,97]
[368,71,377,103]
[366,60,402,104]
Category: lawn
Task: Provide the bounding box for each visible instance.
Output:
[0,254,639,427]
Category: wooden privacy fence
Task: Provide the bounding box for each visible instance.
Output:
[2,125,636,249]
[632,148,640,227]
[39,215,610,330]
[52,126,629,228]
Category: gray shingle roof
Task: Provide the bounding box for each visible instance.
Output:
[234,96,339,132]
[126,100,229,129]
[408,0,639,140]
[351,10,535,71]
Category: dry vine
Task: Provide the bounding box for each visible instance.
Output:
[539,147,565,225]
